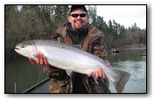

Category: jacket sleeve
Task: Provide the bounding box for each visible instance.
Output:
[88,37,111,93]
[44,31,73,93]
[90,37,108,59]
[44,32,66,78]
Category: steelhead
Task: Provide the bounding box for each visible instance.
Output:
[15,40,130,93]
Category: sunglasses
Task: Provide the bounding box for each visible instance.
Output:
[70,13,87,18]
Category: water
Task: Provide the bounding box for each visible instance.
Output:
[108,49,146,93]
[5,49,146,93]
[5,57,48,93]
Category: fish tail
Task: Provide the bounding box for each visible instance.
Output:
[112,69,130,93]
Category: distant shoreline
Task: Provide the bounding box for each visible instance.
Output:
[119,43,146,49]
[110,43,146,52]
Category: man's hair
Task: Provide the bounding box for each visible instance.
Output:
[70,5,87,13]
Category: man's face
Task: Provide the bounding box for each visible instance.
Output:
[68,9,89,31]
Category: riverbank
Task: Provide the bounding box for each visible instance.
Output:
[120,43,146,49]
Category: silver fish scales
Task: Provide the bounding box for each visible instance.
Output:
[15,40,130,93]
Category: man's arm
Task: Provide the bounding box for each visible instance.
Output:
[90,37,108,59]
[87,36,108,79]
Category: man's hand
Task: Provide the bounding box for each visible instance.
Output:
[29,53,49,66]
[88,67,106,80]
[88,61,111,80]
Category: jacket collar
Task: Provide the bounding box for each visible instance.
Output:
[66,23,89,44]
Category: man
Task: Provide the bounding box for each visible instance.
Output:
[29,5,110,93]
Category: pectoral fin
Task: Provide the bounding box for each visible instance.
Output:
[66,69,73,77]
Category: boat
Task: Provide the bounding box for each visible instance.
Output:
[111,48,119,53]
[23,78,50,93]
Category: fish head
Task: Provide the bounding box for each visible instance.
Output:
[15,40,38,58]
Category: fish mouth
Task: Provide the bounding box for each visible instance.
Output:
[15,47,19,51]
[14,47,20,54]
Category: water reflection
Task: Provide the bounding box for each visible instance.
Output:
[5,57,47,93]
[108,49,146,93]
[5,49,146,93]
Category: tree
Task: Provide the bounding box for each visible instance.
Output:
[87,6,97,25]
[5,5,146,58]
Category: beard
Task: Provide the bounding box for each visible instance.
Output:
[73,19,86,30]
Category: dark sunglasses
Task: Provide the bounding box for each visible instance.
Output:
[71,13,87,18]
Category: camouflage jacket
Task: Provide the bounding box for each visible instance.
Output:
[45,24,110,93]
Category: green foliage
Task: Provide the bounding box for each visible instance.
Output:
[88,6,146,49]
[5,5,69,57]
[5,5,146,58]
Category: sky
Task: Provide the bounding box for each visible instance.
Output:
[14,5,147,29]
[96,5,146,29]
[17,5,146,29]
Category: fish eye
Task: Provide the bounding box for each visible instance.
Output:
[21,45,25,48]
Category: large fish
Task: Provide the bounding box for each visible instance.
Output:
[15,40,130,93]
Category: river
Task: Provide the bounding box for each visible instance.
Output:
[108,48,146,93]
[5,48,146,93]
